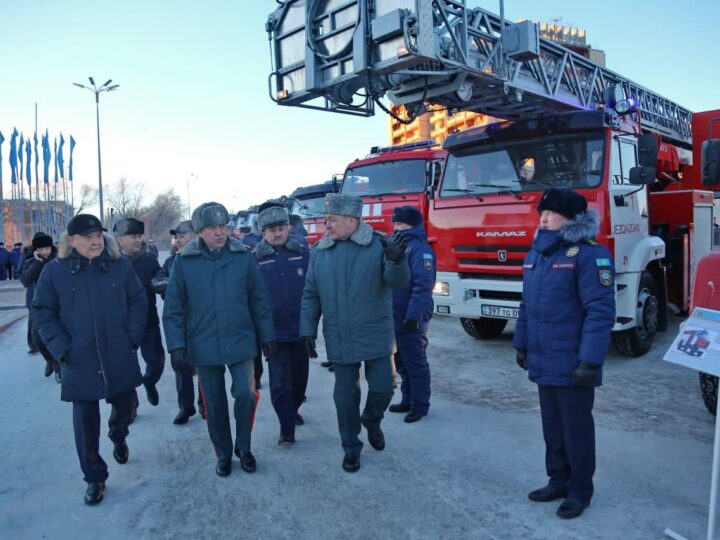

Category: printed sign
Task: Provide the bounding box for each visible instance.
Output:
[664,308,720,377]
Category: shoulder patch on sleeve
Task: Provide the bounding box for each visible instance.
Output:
[598,268,613,287]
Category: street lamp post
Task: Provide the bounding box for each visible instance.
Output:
[73,77,119,223]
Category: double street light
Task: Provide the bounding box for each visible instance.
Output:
[73,77,119,223]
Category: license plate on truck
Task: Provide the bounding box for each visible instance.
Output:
[481,304,518,319]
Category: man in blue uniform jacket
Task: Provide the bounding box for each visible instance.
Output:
[254,205,310,445]
[388,206,435,423]
[513,188,615,520]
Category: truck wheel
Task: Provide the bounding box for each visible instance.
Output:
[460,317,508,339]
[612,271,659,357]
[700,372,719,416]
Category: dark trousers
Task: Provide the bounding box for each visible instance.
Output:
[174,365,196,414]
[26,313,35,350]
[267,341,309,437]
[72,390,135,483]
[254,341,264,387]
[394,329,431,414]
[140,322,165,387]
[196,360,256,460]
[333,356,394,455]
[538,385,596,504]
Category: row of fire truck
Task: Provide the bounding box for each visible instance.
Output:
[266,0,720,358]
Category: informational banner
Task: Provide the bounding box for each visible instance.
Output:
[664,307,720,377]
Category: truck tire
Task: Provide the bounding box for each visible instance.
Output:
[700,372,718,416]
[612,271,659,357]
[460,317,508,339]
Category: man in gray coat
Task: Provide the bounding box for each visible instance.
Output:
[300,194,410,472]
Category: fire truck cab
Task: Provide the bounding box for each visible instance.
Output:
[289,178,342,245]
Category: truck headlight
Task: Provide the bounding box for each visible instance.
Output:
[433,281,450,296]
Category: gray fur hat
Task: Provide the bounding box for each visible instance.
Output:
[112,217,145,236]
[257,206,289,230]
[191,202,230,232]
[324,193,363,218]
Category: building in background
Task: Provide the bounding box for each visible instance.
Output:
[3,199,72,245]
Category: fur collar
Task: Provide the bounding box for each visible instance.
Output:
[255,237,304,259]
[315,220,375,250]
[57,233,121,260]
[561,209,600,243]
[182,235,248,257]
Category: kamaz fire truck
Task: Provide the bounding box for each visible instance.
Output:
[267,0,720,356]
[289,177,342,244]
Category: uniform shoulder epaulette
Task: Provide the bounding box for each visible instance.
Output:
[582,238,599,246]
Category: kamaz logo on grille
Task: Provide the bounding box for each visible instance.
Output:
[476,231,527,238]
[498,250,507,261]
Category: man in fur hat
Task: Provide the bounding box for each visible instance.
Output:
[300,194,410,473]
[254,205,310,446]
[114,217,164,410]
[163,202,275,478]
[513,188,615,519]
[33,214,148,505]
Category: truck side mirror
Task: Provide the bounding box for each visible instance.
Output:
[629,166,656,185]
[637,134,658,167]
[702,139,720,187]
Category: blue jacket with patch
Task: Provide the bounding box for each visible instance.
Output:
[391,225,436,331]
[254,237,309,341]
[512,211,615,386]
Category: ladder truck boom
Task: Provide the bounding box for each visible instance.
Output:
[267,0,692,147]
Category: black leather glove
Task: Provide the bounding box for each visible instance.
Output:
[384,234,408,264]
[572,361,600,386]
[170,348,191,371]
[261,341,277,358]
[303,337,318,359]
[402,319,419,332]
[516,349,527,370]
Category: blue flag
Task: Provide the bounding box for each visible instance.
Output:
[34,132,39,185]
[0,131,4,182]
[42,131,50,184]
[25,139,31,186]
[18,134,24,183]
[53,137,58,184]
[69,136,76,181]
[58,133,65,180]
[9,128,18,185]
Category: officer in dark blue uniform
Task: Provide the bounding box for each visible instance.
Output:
[114,218,165,409]
[513,188,615,520]
[254,206,310,445]
[387,206,436,423]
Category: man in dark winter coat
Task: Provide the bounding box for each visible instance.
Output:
[300,194,410,473]
[152,220,204,425]
[33,214,148,506]
[254,206,310,445]
[10,242,23,279]
[513,188,615,520]
[20,232,58,375]
[387,206,435,423]
[163,202,275,478]
[0,242,9,280]
[114,217,164,408]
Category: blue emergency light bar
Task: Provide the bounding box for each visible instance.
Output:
[370,139,438,154]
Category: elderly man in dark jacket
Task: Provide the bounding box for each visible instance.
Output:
[163,202,275,478]
[513,188,615,520]
[114,217,164,408]
[300,194,410,473]
[255,206,310,446]
[33,214,148,506]
[388,206,436,424]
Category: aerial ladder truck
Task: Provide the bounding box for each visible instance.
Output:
[266,0,720,357]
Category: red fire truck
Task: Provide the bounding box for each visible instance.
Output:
[289,178,342,245]
[267,0,720,356]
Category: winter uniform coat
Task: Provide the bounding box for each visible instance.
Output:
[162,236,275,366]
[32,234,147,402]
[20,246,58,308]
[254,238,309,341]
[391,225,436,332]
[512,211,615,386]
[300,221,410,364]
[125,248,161,326]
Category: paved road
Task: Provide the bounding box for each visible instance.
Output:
[0,305,713,539]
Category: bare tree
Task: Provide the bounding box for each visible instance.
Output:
[106,177,144,219]
[74,184,98,215]
[138,189,185,248]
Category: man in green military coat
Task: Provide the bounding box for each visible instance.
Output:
[300,194,410,473]
[163,202,275,478]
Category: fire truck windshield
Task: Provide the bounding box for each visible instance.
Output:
[343,159,427,197]
[292,196,326,219]
[440,132,605,197]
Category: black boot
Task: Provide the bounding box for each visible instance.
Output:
[278,434,295,446]
[528,485,568,502]
[144,383,159,406]
[216,458,232,477]
[404,410,427,423]
[235,449,257,473]
[389,403,411,413]
[366,426,385,451]
[556,498,589,519]
[113,440,129,464]
[342,453,360,473]
[295,413,304,426]
[173,409,195,425]
[84,481,105,505]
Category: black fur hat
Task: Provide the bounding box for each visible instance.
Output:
[537,188,587,220]
[113,217,145,236]
[391,206,423,227]
[32,233,53,249]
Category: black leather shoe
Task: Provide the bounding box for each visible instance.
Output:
[342,453,360,473]
[366,426,385,451]
[404,410,427,423]
[144,384,159,406]
[528,485,568,502]
[84,481,105,505]
[389,403,411,413]
[320,361,332,368]
[278,434,295,446]
[216,458,232,477]
[235,450,257,473]
[112,440,129,464]
[556,498,589,519]
[173,409,195,425]
[295,414,304,426]
[44,360,54,377]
